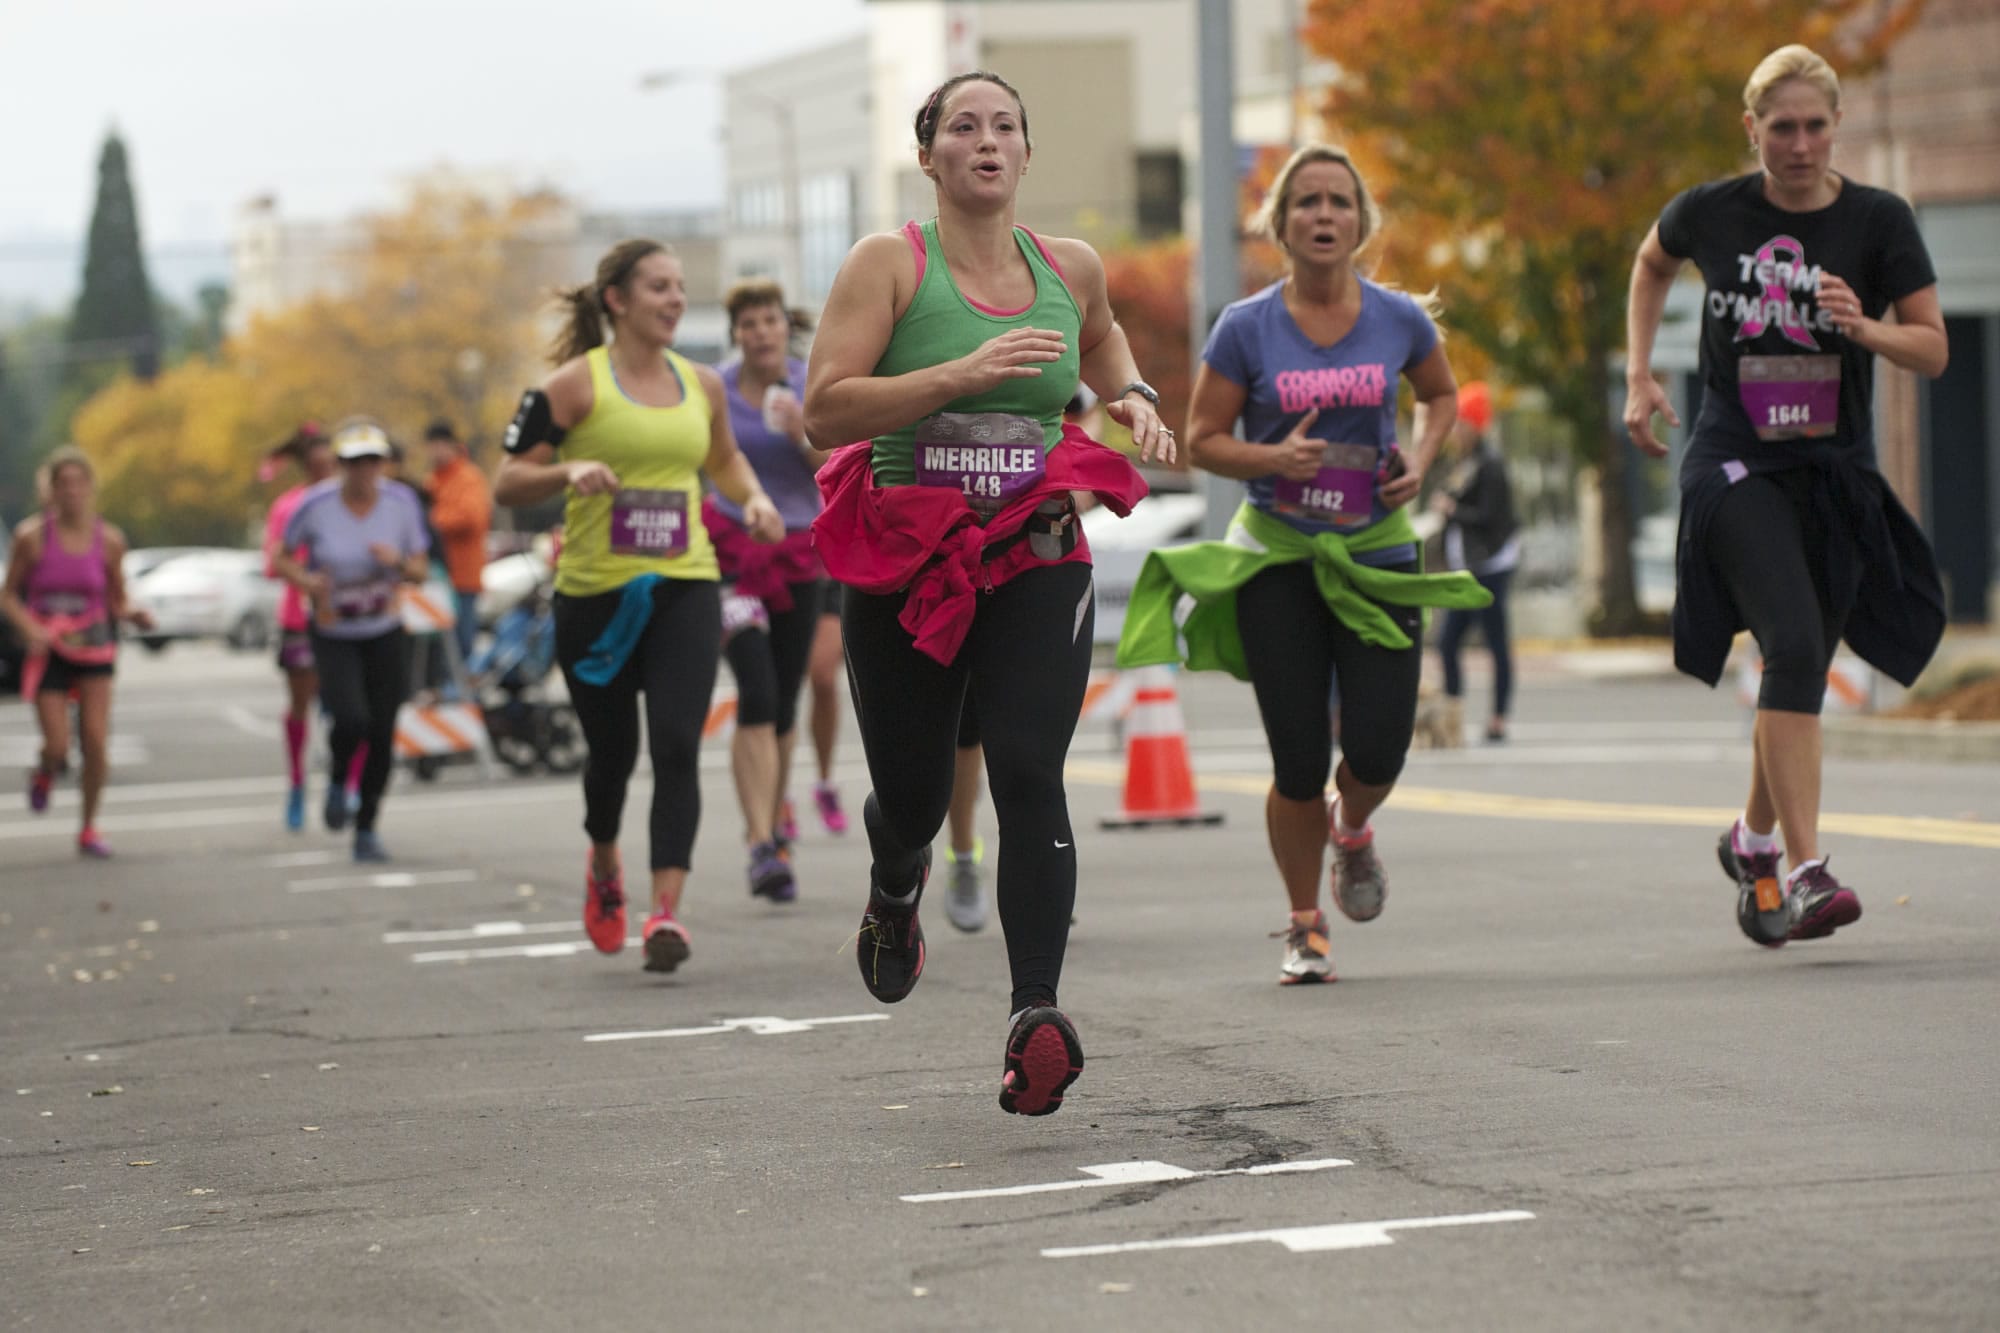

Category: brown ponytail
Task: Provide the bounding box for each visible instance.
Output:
[546,238,671,365]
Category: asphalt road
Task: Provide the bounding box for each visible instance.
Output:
[3,642,1997,1331]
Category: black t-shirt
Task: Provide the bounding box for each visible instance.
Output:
[1656,172,1935,475]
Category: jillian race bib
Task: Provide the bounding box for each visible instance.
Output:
[913,412,1047,518]
[610,489,690,557]
[1738,354,1840,442]
[1272,443,1379,528]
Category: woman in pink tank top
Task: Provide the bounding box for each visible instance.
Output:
[261,423,336,831]
[0,445,153,858]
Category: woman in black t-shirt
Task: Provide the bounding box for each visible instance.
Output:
[1623,43,1948,950]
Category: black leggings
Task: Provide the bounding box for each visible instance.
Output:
[310,628,408,834]
[843,561,1094,1015]
[1438,568,1514,718]
[1236,560,1423,799]
[554,579,721,870]
[724,578,822,734]
[1707,471,1849,715]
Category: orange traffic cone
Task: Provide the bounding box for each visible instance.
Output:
[1099,666,1224,830]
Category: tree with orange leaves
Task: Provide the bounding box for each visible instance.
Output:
[1303,0,1925,632]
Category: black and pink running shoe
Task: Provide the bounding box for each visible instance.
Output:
[856,845,929,1003]
[1787,860,1862,941]
[1717,821,1788,949]
[998,1007,1083,1117]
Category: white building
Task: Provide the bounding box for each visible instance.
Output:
[718,1,1331,317]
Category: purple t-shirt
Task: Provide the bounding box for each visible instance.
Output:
[714,357,819,532]
[1202,279,1437,562]
[282,478,429,640]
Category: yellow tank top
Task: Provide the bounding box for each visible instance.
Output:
[556,345,719,595]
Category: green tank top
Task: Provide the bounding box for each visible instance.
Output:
[869,219,1083,508]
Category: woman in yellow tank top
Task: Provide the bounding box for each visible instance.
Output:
[496,239,782,976]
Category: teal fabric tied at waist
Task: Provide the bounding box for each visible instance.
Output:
[575,573,664,686]
[1116,502,1493,681]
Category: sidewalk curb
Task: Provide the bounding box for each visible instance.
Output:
[1823,715,2000,764]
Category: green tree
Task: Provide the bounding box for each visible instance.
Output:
[1304,0,1925,633]
[68,131,160,387]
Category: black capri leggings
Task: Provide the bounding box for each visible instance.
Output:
[554,578,721,870]
[724,578,823,734]
[843,561,1094,1015]
[310,627,408,835]
[1706,470,1849,715]
[1236,559,1423,799]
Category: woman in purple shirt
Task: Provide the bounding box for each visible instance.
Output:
[1186,143,1460,986]
[275,419,430,863]
[706,280,830,901]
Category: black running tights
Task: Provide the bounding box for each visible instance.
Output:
[724,578,822,735]
[1705,472,1848,715]
[1236,559,1423,799]
[311,627,408,834]
[843,562,1094,1014]
[554,579,721,870]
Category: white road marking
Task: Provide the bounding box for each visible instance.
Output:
[584,1014,889,1043]
[385,920,575,945]
[0,738,149,766]
[219,706,282,740]
[260,849,346,868]
[903,1157,1353,1204]
[411,937,636,964]
[0,781,569,844]
[1041,1210,1536,1259]
[288,868,481,894]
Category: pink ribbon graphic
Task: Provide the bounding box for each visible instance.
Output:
[1735,236,1819,350]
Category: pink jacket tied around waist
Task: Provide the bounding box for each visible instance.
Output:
[812,422,1150,666]
[701,496,822,613]
[20,610,117,698]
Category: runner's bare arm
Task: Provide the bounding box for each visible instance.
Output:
[1051,237,1174,464]
[1623,226,1684,458]
[494,359,614,504]
[805,233,1066,447]
[1387,344,1458,509]
[697,364,782,543]
[1823,279,1947,378]
[0,523,42,643]
[1186,366,1319,481]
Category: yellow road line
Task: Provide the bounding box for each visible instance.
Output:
[1063,761,2000,851]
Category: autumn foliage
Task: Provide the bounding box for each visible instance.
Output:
[1302,0,1925,630]
[69,189,565,544]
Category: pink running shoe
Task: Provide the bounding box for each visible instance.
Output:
[583,854,627,954]
[641,910,691,973]
[77,828,112,859]
[813,781,848,835]
[999,1006,1084,1117]
[777,798,800,847]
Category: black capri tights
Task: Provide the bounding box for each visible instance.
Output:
[724,578,822,734]
[843,561,1094,1015]
[1236,560,1423,800]
[554,579,721,870]
[310,627,408,835]
[1706,471,1847,715]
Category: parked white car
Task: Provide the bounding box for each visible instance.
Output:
[129,548,283,652]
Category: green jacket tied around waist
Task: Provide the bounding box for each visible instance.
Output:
[1115,502,1494,681]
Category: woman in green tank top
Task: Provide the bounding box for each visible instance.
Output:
[496,239,783,978]
[803,71,1175,1118]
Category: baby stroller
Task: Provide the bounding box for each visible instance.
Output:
[467,555,583,776]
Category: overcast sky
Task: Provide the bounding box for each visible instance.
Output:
[0,0,871,310]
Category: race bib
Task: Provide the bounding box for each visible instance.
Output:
[610,489,690,557]
[912,412,1047,517]
[329,578,397,622]
[1272,443,1378,528]
[720,590,770,642]
[1738,354,1840,442]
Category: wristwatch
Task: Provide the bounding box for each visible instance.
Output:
[1114,380,1160,407]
